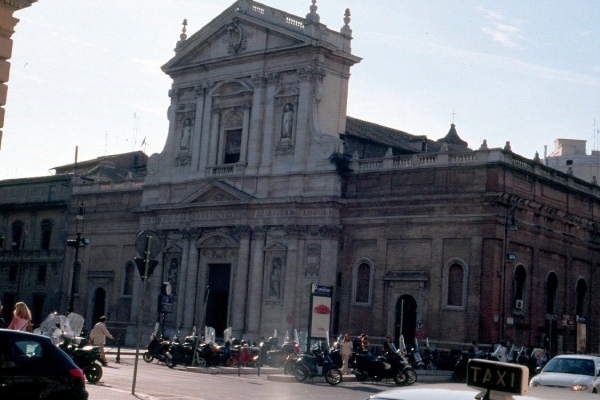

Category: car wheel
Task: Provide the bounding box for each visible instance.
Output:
[295,365,309,382]
[85,363,103,384]
[325,368,342,385]
[143,352,154,363]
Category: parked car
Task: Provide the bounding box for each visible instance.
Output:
[365,383,599,400]
[529,354,600,393]
[0,329,88,400]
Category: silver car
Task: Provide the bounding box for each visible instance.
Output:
[529,354,600,393]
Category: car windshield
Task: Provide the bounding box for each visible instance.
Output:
[543,357,595,376]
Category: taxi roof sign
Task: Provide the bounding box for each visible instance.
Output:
[467,359,529,397]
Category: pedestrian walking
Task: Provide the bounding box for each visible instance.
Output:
[89,316,114,366]
[340,333,353,374]
[7,302,32,332]
[496,341,508,363]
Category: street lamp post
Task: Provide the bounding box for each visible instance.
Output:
[67,202,87,314]
[499,206,518,342]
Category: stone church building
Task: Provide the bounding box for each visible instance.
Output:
[2,0,600,356]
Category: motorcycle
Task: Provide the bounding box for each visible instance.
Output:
[227,344,260,367]
[165,332,204,368]
[422,347,437,370]
[452,349,494,382]
[264,340,298,367]
[143,334,170,364]
[351,350,407,385]
[35,312,103,384]
[405,347,424,369]
[294,346,342,385]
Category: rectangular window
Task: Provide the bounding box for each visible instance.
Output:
[224,129,241,164]
[9,264,18,281]
[37,264,47,282]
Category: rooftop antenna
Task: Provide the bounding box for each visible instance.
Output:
[104,131,108,156]
[133,112,140,151]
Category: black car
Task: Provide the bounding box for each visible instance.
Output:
[0,329,88,400]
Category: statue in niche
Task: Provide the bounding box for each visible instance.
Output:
[269,258,282,298]
[281,104,293,139]
[180,118,192,150]
[168,257,179,294]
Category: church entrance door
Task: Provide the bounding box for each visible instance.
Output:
[394,295,417,349]
[205,263,231,338]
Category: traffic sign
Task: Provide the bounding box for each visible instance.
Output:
[160,295,174,313]
[135,230,161,259]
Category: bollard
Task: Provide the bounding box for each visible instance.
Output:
[116,334,122,364]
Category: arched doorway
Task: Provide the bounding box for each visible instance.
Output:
[394,295,417,349]
[92,288,106,328]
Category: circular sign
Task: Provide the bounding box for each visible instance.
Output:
[135,230,162,259]
[286,314,293,324]
[416,319,423,329]
[415,329,425,340]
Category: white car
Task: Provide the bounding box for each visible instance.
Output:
[529,354,600,393]
[366,383,599,399]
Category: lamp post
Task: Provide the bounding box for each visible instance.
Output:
[67,202,86,314]
[499,206,518,342]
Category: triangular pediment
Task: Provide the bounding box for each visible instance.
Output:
[163,3,312,72]
[181,180,253,205]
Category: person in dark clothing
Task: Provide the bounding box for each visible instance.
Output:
[0,301,6,328]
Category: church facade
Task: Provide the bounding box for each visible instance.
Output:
[2,0,600,355]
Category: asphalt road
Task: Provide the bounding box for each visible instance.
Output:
[86,354,450,400]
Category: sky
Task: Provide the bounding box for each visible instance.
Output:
[0,0,599,180]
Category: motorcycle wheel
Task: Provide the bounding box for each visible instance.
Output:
[426,361,437,371]
[85,363,103,384]
[404,367,418,385]
[283,362,294,375]
[393,370,407,385]
[143,352,154,363]
[294,365,309,382]
[354,371,368,382]
[226,358,237,367]
[166,358,176,368]
[324,368,342,385]
[194,357,207,367]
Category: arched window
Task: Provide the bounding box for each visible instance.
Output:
[122,262,135,296]
[576,278,587,318]
[546,272,558,315]
[442,258,468,310]
[513,265,527,312]
[40,219,53,250]
[352,258,374,305]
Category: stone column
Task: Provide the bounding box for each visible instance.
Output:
[207,108,221,167]
[239,104,251,165]
[246,227,267,336]
[191,84,206,173]
[231,226,251,337]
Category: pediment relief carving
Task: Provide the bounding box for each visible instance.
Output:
[181,180,253,205]
[197,232,239,248]
[263,241,287,252]
[212,80,253,97]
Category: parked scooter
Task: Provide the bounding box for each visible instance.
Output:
[165,331,204,368]
[405,347,425,369]
[143,333,170,364]
[36,312,103,384]
[351,350,407,385]
[294,346,343,385]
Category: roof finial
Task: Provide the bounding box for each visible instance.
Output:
[175,19,188,52]
[341,8,352,36]
[180,19,188,41]
[306,0,320,23]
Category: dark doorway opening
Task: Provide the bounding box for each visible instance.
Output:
[92,288,106,329]
[205,263,231,339]
[394,295,418,349]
